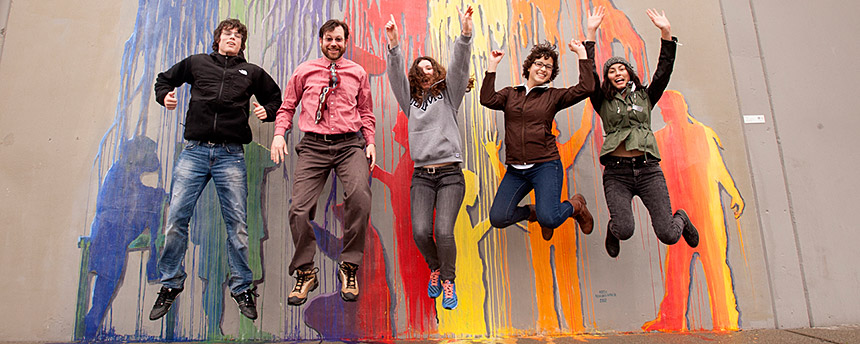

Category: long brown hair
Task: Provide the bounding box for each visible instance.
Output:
[408,56,474,103]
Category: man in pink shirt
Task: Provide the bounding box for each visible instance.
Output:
[270,19,376,306]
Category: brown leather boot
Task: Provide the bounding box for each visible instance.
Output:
[569,194,594,234]
[528,204,554,241]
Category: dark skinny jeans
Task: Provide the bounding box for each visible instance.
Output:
[602,155,684,244]
[410,164,465,282]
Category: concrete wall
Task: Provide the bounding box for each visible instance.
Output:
[0,0,854,341]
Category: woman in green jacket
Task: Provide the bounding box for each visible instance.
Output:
[586,7,699,258]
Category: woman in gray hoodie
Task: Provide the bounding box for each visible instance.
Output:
[384,6,473,310]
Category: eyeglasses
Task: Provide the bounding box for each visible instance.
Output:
[316,63,339,124]
[532,61,553,70]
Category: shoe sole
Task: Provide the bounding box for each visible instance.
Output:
[341,292,358,302]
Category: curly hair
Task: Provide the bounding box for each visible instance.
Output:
[408,57,475,103]
[521,41,560,82]
[211,18,248,54]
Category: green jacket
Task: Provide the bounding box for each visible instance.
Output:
[585,38,677,162]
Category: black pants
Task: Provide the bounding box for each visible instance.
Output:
[602,155,684,244]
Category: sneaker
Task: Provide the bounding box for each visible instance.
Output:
[288,267,319,306]
[232,286,259,320]
[528,204,555,241]
[338,262,359,302]
[149,286,182,320]
[570,194,594,235]
[427,270,442,298]
[605,227,620,258]
[441,280,458,310]
[675,209,699,248]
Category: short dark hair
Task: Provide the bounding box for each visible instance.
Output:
[212,18,247,53]
[521,41,560,82]
[319,19,350,40]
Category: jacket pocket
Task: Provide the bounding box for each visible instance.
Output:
[409,127,455,163]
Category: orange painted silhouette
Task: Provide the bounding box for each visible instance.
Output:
[483,114,592,333]
[643,90,745,331]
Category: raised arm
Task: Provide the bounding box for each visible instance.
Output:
[445,5,474,109]
[556,39,596,109]
[479,50,508,111]
[585,6,606,113]
[385,14,413,116]
[645,8,677,104]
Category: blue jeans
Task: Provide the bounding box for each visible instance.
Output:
[158,141,252,294]
[489,159,573,229]
[411,164,465,282]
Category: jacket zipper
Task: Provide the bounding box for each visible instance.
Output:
[521,90,528,164]
[214,55,229,136]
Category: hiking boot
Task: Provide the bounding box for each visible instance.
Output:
[570,194,594,234]
[288,267,319,306]
[606,228,620,258]
[427,270,442,298]
[149,286,182,320]
[232,286,259,320]
[338,262,359,302]
[441,280,458,310]
[675,209,699,248]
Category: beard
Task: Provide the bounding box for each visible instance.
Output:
[322,45,345,60]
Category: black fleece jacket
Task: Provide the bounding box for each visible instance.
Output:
[155,52,282,144]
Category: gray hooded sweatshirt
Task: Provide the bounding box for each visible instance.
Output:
[386,34,473,167]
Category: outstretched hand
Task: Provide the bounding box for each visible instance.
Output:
[646,8,672,40]
[586,6,606,41]
[458,5,474,36]
[568,39,586,59]
[385,14,399,47]
[487,50,504,72]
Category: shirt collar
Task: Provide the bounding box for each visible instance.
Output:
[515,82,550,95]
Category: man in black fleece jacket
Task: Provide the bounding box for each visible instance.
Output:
[149,18,281,321]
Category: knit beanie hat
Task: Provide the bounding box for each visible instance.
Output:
[603,56,636,78]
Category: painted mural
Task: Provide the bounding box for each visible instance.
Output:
[74,0,751,340]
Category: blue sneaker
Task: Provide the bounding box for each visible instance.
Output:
[441,280,458,310]
[427,270,441,298]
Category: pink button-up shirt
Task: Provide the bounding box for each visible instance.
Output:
[274,57,375,145]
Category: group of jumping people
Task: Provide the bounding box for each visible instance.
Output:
[146,5,699,322]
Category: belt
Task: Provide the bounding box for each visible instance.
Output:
[416,163,460,174]
[602,154,653,167]
[188,140,236,146]
[305,131,357,142]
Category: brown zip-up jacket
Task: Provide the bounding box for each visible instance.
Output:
[480,59,595,165]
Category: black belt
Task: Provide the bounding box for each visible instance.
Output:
[305,132,357,142]
[416,163,460,174]
[602,154,655,167]
[188,140,236,146]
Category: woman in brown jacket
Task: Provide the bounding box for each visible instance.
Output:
[480,40,594,240]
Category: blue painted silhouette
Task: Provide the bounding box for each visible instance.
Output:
[83,136,166,338]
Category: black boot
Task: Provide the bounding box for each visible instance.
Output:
[605,224,620,258]
[675,209,699,248]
